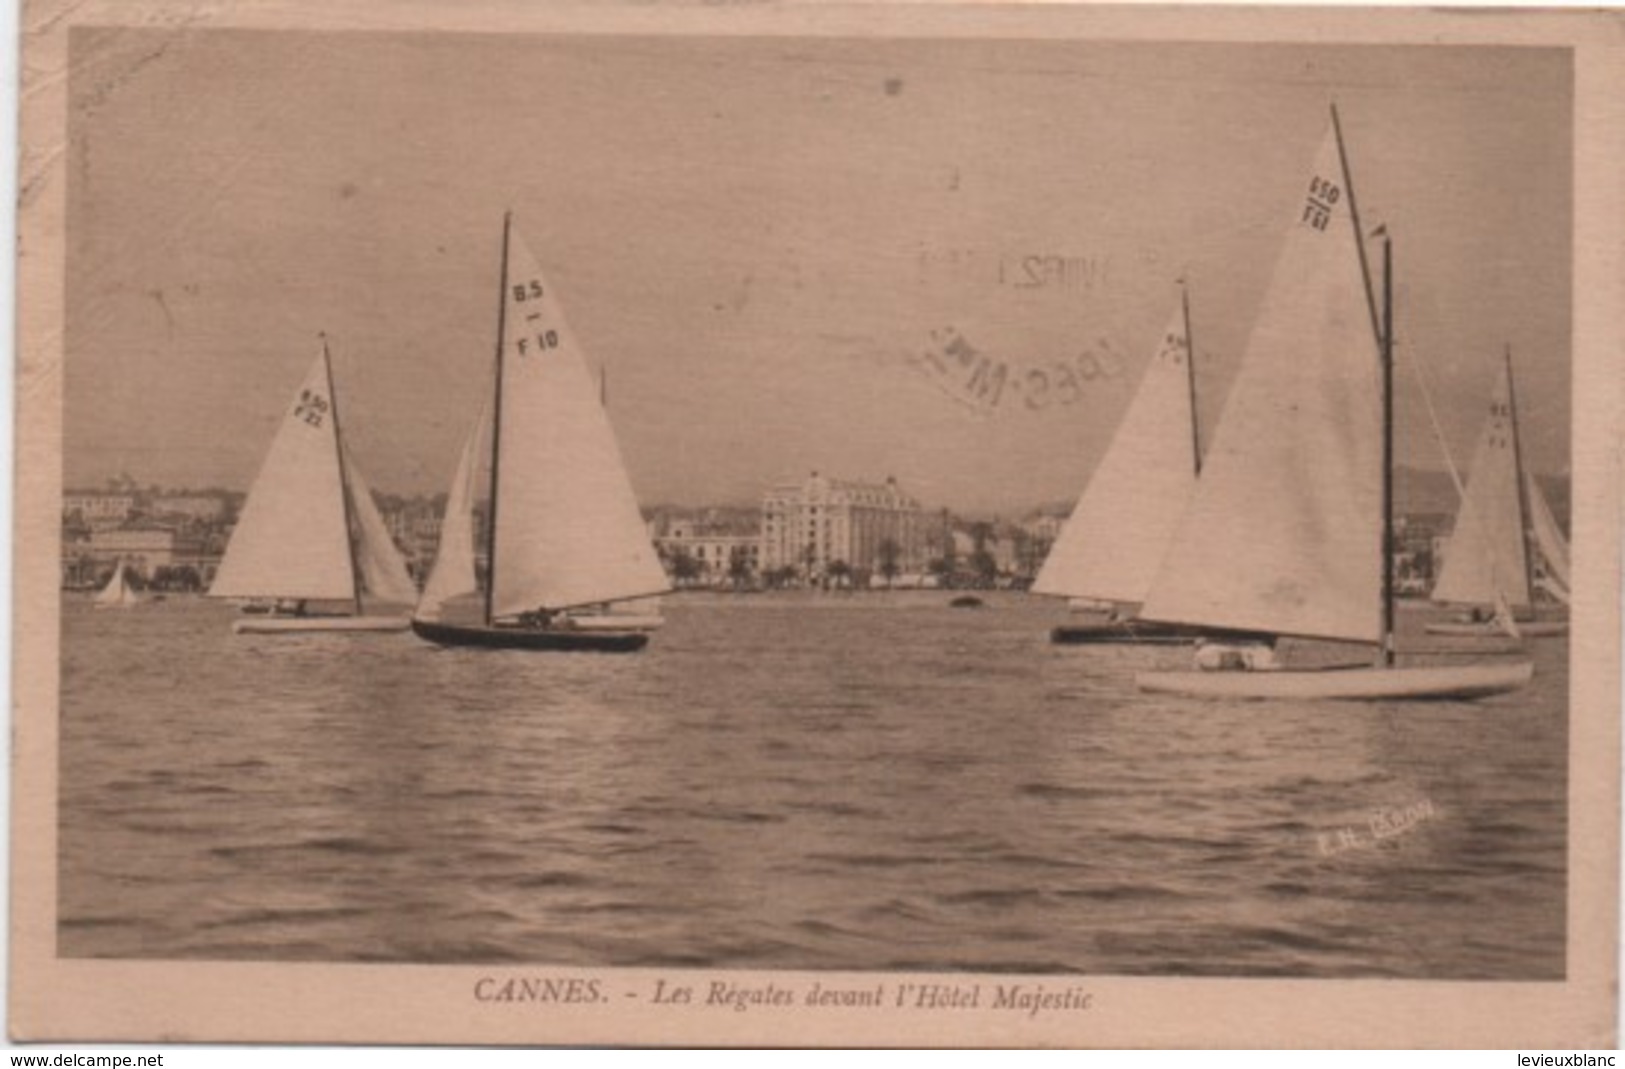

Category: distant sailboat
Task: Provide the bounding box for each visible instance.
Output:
[1035,288,1259,646]
[208,339,418,634]
[411,214,669,652]
[1135,107,1532,701]
[94,561,146,610]
[1426,351,1567,637]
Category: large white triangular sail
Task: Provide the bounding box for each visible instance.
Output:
[416,398,490,620]
[1431,361,1531,609]
[488,225,668,617]
[1525,469,1570,598]
[342,442,420,605]
[1139,121,1384,643]
[1034,297,1198,606]
[210,350,356,602]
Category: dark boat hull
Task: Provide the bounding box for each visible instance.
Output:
[1050,619,1266,646]
[411,618,650,652]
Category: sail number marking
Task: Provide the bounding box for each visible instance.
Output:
[1302,175,1341,231]
[510,279,560,357]
[294,390,329,428]
[514,331,560,357]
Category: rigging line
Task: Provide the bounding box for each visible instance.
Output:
[1403,339,1469,503]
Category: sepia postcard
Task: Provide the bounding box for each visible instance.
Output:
[11,0,1623,1048]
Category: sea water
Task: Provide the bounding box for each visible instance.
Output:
[58,592,1566,977]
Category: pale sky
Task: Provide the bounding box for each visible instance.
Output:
[65,30,1571,512]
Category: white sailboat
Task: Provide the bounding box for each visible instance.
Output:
[1426,351,1567,637]
[208,340,418,634]
[411,214,670,652]
[93,560,147,610]
[1134,107,1532,701]
[1035,289,1258,646]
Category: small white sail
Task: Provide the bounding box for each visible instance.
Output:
[1525,469,1570,592]
[1140,121,1384,643]
[1034,298,1198,606]
[1492,590,1522,640]
[94,561,145,608]
[489,226,669,617]
[416,399,489,620]
[1431,361,1530,609]
[210,350,355,602]
[342,442,420,606]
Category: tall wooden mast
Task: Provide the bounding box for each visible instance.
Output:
[484,212,513,628]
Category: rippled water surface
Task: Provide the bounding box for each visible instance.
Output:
[60,593,1567,977]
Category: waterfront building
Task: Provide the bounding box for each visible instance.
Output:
[759,472,926,581]
[653,513,762,586]
[149,495,230,522]
[62,492,136,529]
[63,527,217,588]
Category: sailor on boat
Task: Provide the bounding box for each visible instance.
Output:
[1193,637,1279,672]
[515,609,579,630]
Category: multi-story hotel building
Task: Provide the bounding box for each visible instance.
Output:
[760,472,926,579]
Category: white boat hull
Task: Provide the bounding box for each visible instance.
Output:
[1135,660,1534,701]
[233,615,411,634]
[1424,621,1568,638]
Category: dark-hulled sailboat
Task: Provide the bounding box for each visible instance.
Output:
[411,215,669,652]
[1034,288,1260,646]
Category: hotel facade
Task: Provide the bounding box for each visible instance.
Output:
[760,472,928,579]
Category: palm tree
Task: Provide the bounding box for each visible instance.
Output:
[727,546,754,589]
[669,548,702,588]
[877,538,901,589]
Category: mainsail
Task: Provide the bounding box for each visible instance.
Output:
[210,350,355,602]
[1034,297,1199,606]
[1139,120,1384,643]
[1431,359,1531,609]
[487,225,668,617]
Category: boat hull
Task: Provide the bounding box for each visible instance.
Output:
[233,615,411,634]
[1051,620,1265,646]
[410,618,650,652]
[1424,621,1568,638]
[1135,660,1534,701]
